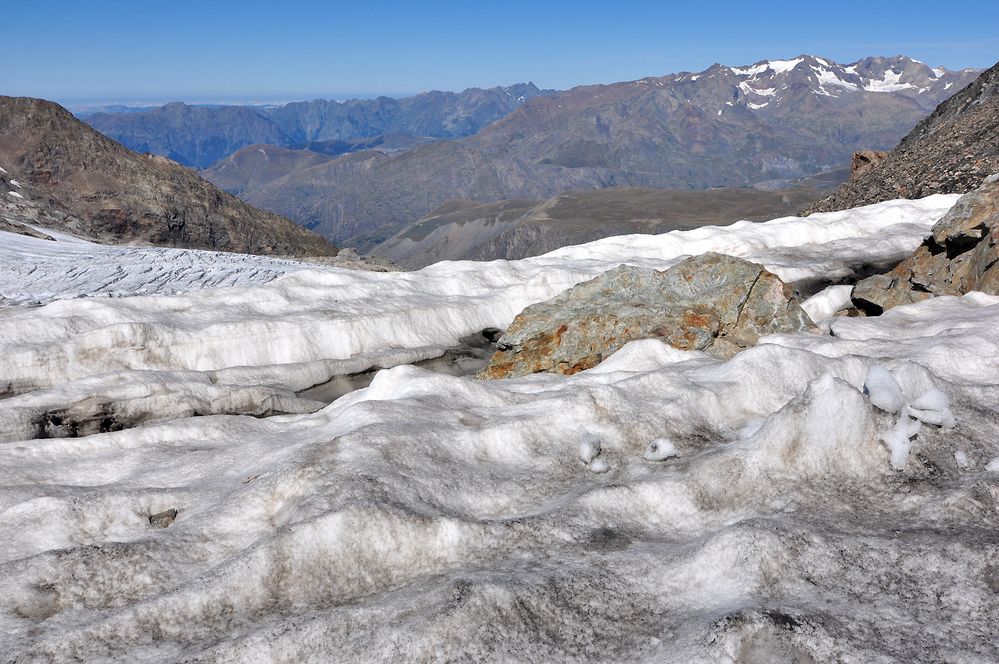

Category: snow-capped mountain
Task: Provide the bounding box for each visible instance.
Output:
[806,59,999,212]
[679,54,974,114]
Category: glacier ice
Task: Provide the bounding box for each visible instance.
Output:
[2,194,999,661]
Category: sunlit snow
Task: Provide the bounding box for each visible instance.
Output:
[2,193,998,661]
[863,69,917,92]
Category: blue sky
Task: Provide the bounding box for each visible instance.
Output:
[3,0,998,104]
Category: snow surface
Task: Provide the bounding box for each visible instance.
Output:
[0,226,327,304]
[0,195,958,390]
[3,194,999,661]
[7,191,23,199]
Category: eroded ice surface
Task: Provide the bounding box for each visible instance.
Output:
[3,194,999,662]
[0,226,324,305]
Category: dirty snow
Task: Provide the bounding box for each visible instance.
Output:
[2,193,999,661]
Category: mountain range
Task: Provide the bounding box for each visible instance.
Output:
[84,83,553,168]
[0,96,337,256]
[195,55,980,250]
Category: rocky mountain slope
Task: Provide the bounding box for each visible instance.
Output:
[372,171,846,267]
[803,60,999,214]
[203,55,978,249]
[85,83,552,168]
[0,96,336,256]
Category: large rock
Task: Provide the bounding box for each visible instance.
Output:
[852,174,999,314]
[480,253,814,379]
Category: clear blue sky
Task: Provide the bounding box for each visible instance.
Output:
[3,0,997,104]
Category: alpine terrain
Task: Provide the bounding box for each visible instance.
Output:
[200,55,980,249]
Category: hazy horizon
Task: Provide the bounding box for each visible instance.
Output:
[5,0,997,104]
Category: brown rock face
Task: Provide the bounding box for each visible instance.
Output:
[851,174,999,314]
[851,150,888,180]
[0,96,336,257]
[480,253,814,379]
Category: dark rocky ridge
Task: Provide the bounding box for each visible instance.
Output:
[803,60,999,214]
[0,96,336,256]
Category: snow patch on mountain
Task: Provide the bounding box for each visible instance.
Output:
[731,57,804,76]
[863,69,917,93]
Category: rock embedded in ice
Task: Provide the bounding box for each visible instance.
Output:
[148,508,178,528]
[864,365,905,413]
[643,438,679,461]
[481,253,813,379]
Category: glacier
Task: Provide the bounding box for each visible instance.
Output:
[2,193,999,662]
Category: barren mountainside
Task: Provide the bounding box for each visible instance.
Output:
[0,96,337,256]
[803,60,999,214]
[372,173,847,267]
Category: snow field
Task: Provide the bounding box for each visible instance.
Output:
[3,193,999,660]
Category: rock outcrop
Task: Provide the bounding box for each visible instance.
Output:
[851,174,999,314]
[0,96,337,257]
[480,253,813,379]
[803,60,999,214]
[850,150,888,179]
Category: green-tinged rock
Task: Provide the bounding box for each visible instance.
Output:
[480,252,814,379]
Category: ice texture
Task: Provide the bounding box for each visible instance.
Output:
[644,437,679,461]
[2,194,999,661]
[864,365,906,413]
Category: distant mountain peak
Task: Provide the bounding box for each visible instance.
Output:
[670,54,979,109]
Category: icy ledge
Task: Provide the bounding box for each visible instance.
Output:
[0,195,959,393]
